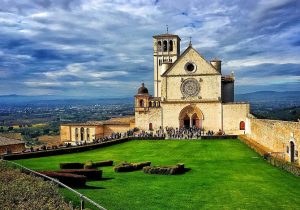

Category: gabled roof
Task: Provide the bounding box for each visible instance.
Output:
[161,45,221,77]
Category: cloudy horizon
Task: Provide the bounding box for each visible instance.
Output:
[0,0,299,97]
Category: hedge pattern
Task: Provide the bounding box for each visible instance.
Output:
[84,160,114,169]
[114,161,151,172]
[39,171,86,187]
[143,164,185,175]
[58,169,103,180]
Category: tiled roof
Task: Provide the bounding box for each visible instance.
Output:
[0,136,25,146]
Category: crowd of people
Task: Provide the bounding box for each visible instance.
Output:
[19,127,226,154]
[128,126,225,140]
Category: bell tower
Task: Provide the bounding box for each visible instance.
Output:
[153,30,181,97]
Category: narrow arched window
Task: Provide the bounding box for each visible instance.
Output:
[157,41,162,51]
[149,123,153,130]
[163,40,167,52]
[86,128,90,141]
[139,99,144,107]
[169,40,173,51]
[80,127,84,141]
[75,128,79,141]
[240,121,245,130]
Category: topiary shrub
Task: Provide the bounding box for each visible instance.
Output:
[39,171,86,187]
[92,160,114,167]
[84,160,93,169]
[59,162,84,169]
[143,164,185,175]
[114,161,151,172]
[84,160,114,169]
[58,169,102,180]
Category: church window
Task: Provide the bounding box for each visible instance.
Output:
[159,59,162,66]
[75,128,79,141]
[139,99,144,107]
[157,41,162,51]
[86,128,90,141]
[169,40,173,51]
[149,123,153,130]
[239,121,245,130]
[80,127,84,141]
[184,62,197,73]
[149,101,152,107]
[163,40,168,52]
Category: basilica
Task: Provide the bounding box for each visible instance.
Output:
[134,33,250,134]
[60,32,250,143]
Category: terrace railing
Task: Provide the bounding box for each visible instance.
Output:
[1,160,107,210]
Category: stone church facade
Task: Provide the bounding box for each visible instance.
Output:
[59,32,300,165]
[135,33,250,134]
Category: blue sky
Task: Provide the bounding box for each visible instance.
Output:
[0,0,299,97]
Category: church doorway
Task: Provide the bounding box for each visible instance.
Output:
[179,105,203,129]
[183,115,190,128]
[290,141,295,162]
[191,113,200,128]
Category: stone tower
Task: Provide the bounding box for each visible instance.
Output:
[153,33,181,97]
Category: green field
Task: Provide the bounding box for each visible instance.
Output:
[15,140,300,210]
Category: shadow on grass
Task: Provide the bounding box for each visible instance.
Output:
[100,177,114,181]
[184,168,192,173]
[75,185,106,189]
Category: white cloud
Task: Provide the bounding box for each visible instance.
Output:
[236,75,300,86]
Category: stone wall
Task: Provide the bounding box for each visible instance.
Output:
[247,118,300,164]
[135,107,161,131]
[0,143,25,155]
[103,124,131,136]
[223,103,249,134]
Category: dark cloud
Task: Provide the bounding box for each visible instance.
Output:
[0,0,299,96]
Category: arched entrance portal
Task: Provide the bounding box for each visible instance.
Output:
[290,141,295,162]
[179,105,203,129]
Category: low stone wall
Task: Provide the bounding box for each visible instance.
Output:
[0,143,26,155]
[2,138,130,160]
[247,118,300,164]
[239,135,300,176]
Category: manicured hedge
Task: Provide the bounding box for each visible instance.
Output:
[84,160,114,169]
[59,162,84,169]
[58,169,103,180]
[39,171,86,187]
[114,161,151,172]
[92,160,114,167]
[143,164,185,175]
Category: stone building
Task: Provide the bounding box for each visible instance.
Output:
[60,117,135,144]
[135,33,249,134]
[0,136,26,155]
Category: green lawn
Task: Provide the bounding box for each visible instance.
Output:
[15,140,300,210]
